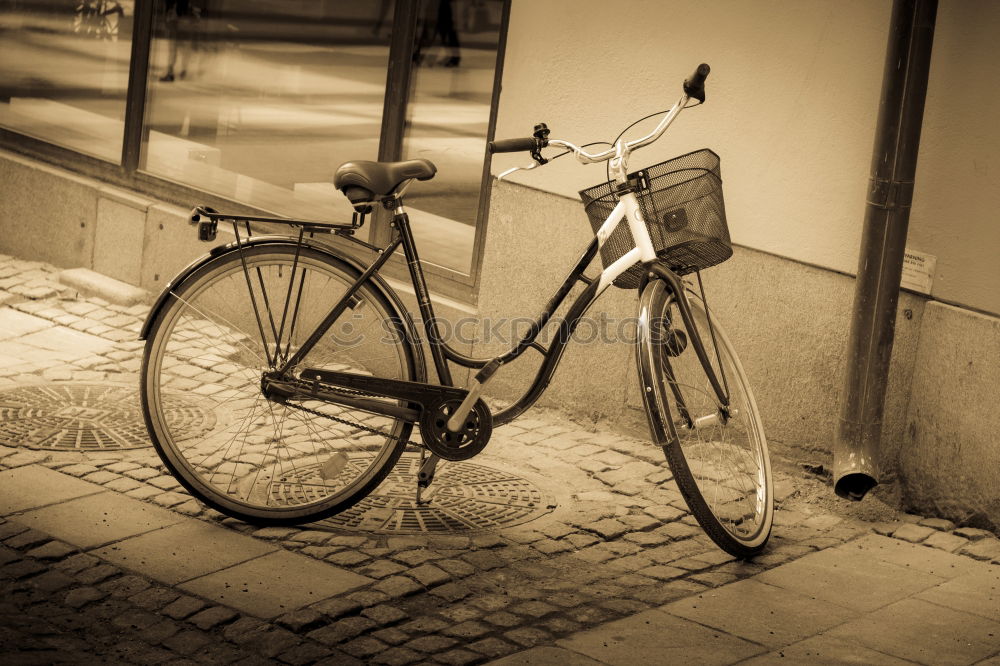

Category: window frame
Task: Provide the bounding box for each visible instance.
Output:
[0,0,511,304]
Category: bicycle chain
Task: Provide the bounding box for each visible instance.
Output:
[279,383,425,449]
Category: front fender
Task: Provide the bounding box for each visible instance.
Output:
[139,236,426,382]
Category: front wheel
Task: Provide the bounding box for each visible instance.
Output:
[141,243,419,525]
[637,279,773,558]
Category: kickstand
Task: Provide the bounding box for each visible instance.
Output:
[416,448,440,506]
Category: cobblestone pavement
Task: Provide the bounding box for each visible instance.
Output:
[1,254,999,665]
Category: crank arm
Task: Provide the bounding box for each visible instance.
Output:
[446,358,502,432]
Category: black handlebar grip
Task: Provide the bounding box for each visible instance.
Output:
[488,137,539,153]
[683,63,711,103]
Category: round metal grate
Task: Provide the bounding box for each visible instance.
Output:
[318,453,554,534]
[0,383,217,451]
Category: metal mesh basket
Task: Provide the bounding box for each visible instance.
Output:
[579,148,732,289]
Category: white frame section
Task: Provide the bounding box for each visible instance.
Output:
[592,192,657,293]
[498,92,694,297]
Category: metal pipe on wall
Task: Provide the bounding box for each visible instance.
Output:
[833,0,937,501]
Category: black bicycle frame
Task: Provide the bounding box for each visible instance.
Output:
[223,203,603,427]
[222,202,729,428]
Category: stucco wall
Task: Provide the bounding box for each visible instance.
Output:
[493,0,888,276]
[907,0,1000,315]
[492,0,999,315]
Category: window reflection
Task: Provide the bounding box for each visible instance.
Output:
[141,1,392,235]
[0,0,133,161]
[403,0,502,274]
[0,0,505,281]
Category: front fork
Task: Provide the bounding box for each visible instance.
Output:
[636,266,731,445]
[645,263,730,408]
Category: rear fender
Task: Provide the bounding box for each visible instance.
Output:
[139,236,426,382]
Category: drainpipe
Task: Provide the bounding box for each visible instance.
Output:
[833,0,937,501]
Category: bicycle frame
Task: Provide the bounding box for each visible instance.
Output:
[260,204,606,427]
[169,90,731,432]
[218,186,729,430]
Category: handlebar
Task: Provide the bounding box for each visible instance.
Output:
[488,137,546,154]
[683,63,710,103]
[492,63,710,179]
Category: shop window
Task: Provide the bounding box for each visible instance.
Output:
[0,0,133,162]
[140,1,388,241]
[140,0,505,275]
[0,0,507,293]
[402,0,504,274]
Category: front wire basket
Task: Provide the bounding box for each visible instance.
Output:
[579,148,732,289]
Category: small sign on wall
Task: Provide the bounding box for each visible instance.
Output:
[901,248,936,295]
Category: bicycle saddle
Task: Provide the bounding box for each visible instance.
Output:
[334,159,437,210]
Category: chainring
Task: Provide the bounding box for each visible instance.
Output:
[419,397,492,461]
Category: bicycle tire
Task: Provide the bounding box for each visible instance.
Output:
[637,279,772,558]
[141,243,419,525]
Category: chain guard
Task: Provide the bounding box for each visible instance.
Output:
[419,397,492,461]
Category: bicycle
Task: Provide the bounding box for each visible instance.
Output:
[139,64,773,558]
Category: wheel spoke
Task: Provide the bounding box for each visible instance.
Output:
[142,246,414,524]
[644,283,772,557]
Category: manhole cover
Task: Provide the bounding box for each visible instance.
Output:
[320,453,554,534]
[0,383,217,451]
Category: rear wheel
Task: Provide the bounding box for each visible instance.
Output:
[637,279,772,558]
[141,243,418,525]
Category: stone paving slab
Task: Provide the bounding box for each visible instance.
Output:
[663,578,855,648]
[555,608,766,665]
[845,532,982,578]
[914,566,1000,622]
[740,634,914,665]
[0,351,25,369]
[753,542,946,613]
[179,550,373,619]
[16,326,116,356]
[0,464,104,514]
[825,597,1000,665]
[90,519,279,585]
[497,536,1000,666]
[14,491,184,550]
[0,308,52,340]
[490,646,604,665]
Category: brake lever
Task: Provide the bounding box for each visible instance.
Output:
[497,161,540,181]
[530,122,550,166]
[498,122,551,181]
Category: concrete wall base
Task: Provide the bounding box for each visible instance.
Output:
[900,302,1000,530]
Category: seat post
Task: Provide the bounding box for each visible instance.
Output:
[385,193,407,219]
[387,195,455,387]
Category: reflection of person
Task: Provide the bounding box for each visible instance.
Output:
[373,0,393,38]
[160,0,200,82]
[413,0,461,67]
